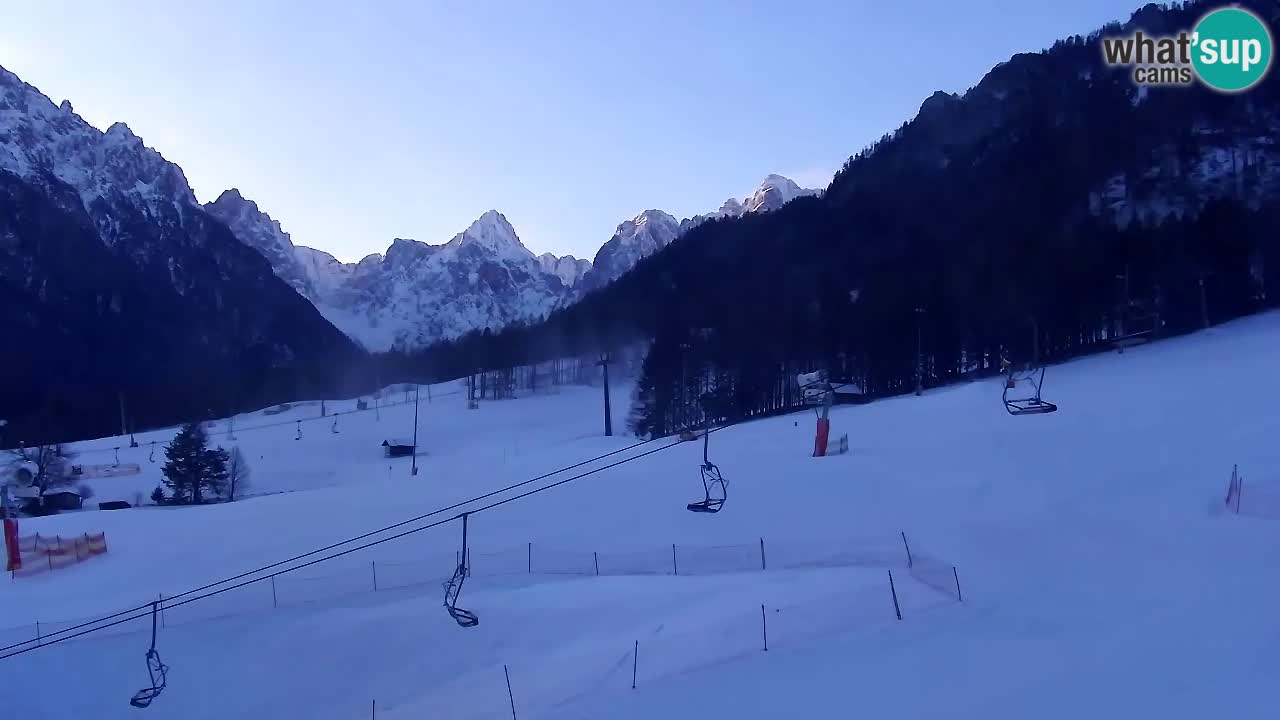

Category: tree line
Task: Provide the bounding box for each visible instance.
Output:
[392,0,1280,435]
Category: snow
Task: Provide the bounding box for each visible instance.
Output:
[537,253,591,288]
[249,209,575,351]
[0,64,199,247]
[294,245,356,297]
[741,174,818,213]
[677,174,819,236]
[3,312,1280,719]
[205,189,312,294]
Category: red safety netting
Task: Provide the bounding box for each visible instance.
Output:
[9,531,109,577]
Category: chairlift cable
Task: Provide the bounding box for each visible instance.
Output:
[0,431,675,657]
[1,432,694,659]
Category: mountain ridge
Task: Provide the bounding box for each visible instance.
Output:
[0,63,362,441]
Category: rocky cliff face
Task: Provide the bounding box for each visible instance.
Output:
[0,64,361,440]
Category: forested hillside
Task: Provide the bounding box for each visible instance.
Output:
[397,0,1280,436]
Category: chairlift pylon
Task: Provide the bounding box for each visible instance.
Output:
[1002,364,1058,416]
[129,602,169,708]
[443,513,479,627]
[686,428,726,513]
[294,420,302,441]
[148,441,156,464]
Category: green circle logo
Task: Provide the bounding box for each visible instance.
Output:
[1191,7,1273,92]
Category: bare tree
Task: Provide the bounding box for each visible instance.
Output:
[225,446,251,501]
[3,443,76,515]
[4,443,76,496]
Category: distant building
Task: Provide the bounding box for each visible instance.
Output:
[41,490,83,512]
[382,439,415,458]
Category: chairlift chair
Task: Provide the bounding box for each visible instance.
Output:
[130,602,170,708]
[1002,365,1058,416]
[442,513,479,627]
[687,429,727,513]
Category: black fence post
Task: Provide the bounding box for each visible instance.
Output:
[372,561,378,591]
[527,542,532,574]
[594,551,599,576]
[760,537,767,570]
[504,664,518,720]
[35,620,41,647]
[672,544,679,576]
[900,531,913,568]
[888,570,902,621]
[271,576,278,609]
[952,566,963,602]
[761,604,769,651]
[632,641,639,689]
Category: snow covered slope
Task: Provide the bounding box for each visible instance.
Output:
[3,311,1279,719]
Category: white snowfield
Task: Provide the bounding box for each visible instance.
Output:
[3,312,1280,719]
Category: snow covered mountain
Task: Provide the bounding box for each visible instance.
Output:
[316,211,584,350]
[206,170,815,349]
[205,188,314,295]
[0,63,359,440]
[578,209,683,294]
[538,252,592,288]
[209,191,591,351]
[580,175,819,293]
[294,245,359,297]
[680,174,820,232]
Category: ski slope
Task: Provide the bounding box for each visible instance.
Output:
[3,312,1280,719]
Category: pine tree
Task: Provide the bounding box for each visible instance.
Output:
[202,445,230,503]
[161,423,203,504]
[161,423,229,505]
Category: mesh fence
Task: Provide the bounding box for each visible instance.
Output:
[407,566,960,720]
[2,532,961,655]
[9,532,109,578]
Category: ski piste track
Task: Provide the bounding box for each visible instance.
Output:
[3,310,1280,719]
[3,430,705,657]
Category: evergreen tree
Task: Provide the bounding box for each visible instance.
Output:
[161,423,229,505]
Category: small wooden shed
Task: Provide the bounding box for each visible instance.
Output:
[382,439,415,458]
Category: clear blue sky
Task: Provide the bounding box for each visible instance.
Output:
[2,0,1141,263]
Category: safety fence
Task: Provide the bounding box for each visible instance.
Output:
[366,544,963,720]
[0,532,962,659]
[1224,464,1280,519]
[8,532,108,578]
